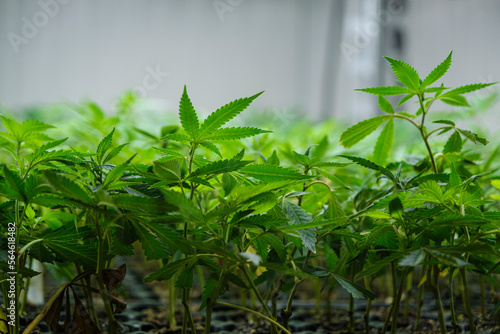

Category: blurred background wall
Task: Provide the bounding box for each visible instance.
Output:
[0,0,499,123]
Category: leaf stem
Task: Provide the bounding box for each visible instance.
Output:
[214,302,292,334]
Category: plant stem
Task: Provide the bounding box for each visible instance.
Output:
[479,275,486,316]
[215,302,292,334]
[95,218,117,334]
[181,288,197,334]
[381,262,397,333]
[348,294,354,331]
[403,271,412,322]
[414,265,426,331]
[460,267,476,334]
[429,265,446,334]
[391,267,408,334]
[169,280,177,329]
[363,277,371,334]
[241,264,273,318]
[449,268,459,333]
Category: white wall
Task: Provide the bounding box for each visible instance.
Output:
[0,0,499,125]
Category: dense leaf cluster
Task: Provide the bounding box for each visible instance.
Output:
[0,53,499,334]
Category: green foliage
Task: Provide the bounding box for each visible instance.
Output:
[1,55,498,334]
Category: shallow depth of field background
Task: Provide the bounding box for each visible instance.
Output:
[1,0,499,128]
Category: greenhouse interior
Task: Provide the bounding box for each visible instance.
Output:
[1,1,499,334]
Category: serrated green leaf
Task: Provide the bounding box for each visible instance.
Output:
[189,159,251,179]
[443,131,463,153]
[399,249,426,267]
[373,118,394,165]
[425,248,468,267]
[97,128,115,163]
[133,222,171,260]
[153,159,182,181]
[361,211,391,219]
[443,82,496,96]
[112,194,168,213]
[339,155,395,181]
[44,171,92,204]
[42,236,97,266]
[378,96,394,114]
[457,128,488,145]
[222,173,237,196]
[161,133,191,142]
[439,95,469,107]
[267,150,280,166]
[433,120,455,126]
[240,164,311,182]
[356,86,413,96]
[449,164,461,188]
[396,93,416,107]
[198,91,263,139]
[199,141,222,158]
[199,276,219,310]
[2,164,25,201]
[104,143,128,164]
[421,51,452,88]
[144,258,194,282]
[389,196,403,220]
[102,155,135,189]
[162,190,205,222]
[384,56,420,92]
[203,127,269,141]
[282,200,316,253]
[331,273,375,300]
[292,150,311,166]
[316,169,349,190]
[179,85,199,139]
[340,116,389,148]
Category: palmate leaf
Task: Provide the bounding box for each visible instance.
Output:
[2,164,25,201]
[188,159,252,179]
[399,249,426,267]
[96,128,115,164]
[162,190,205,222]
[132,222,171,260]
[339,155,395,181]
[179,86,199,139]
[449,164,462,188]
[340,116,390,148]
[42,239,97,266]
[44,171,92,204]
[384,56,420,92]
[372,118,394,165]
[356,86,412,96]
[197,91,264,140]
[239,164,312,182]
[443,131,463,153]
[103,143,128,164]
[421,51,453,88]
[282,200,316,253]
[203,127,270,141]
[331,273,375,300]
[102,155,135,189]
[425,248,468,267]
[153,159,181,181]
[112,194,169,213]
[144,257,196,282]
